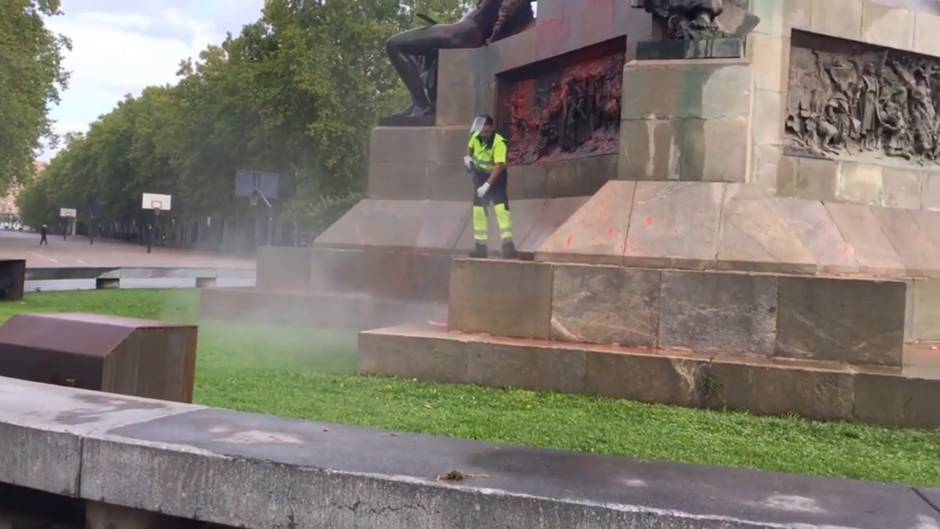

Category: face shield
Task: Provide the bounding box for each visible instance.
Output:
[470,116,488,136]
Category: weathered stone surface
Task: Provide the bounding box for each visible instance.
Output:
[467,342,586,393]
[506,164,547,200]
[622,59,752,120]
[837,163,883,206]
[777,198,859,275]
[584,350,707,407]
[823,202,906,277]
[624,182,725,270]
[535,181,634,265]
[777,157,839,201]
[637,38,745,60]
[748,32,787,91]
[449,259,553,339]
[776,277,905,366]
[257,246,312,289]
[415,201,470,252]
[923,173,940,211]
[359,328,467,384]
[368,126,468,165]
[659,271,778,355]
[870,207,940,277]
[315,199,425,250]
[518,197,589,255]
[862,0,915,50]
[914,11,940,57]
[811,0,863,40]
[911,279,940,343]
[544,155,617,198]
[618,118,750,182]
[551,265,660,347]
[854,371,940,429]
[706,361,856,422]
[716,186,817,274]
[882,168,923,210]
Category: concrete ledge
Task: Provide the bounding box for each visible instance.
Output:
[1,376,938,529]
[361,325,940,430]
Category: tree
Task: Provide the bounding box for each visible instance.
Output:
[0,0,69,190]
[18,0,472,243]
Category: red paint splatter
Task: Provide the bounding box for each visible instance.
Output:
[566,235,573,248]
[645,216,654,227]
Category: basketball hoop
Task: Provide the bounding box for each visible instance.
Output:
[249,192,259,207]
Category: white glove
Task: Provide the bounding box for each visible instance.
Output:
[476,182,491,198]
[463,155,474,172]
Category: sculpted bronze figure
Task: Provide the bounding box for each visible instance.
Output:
[631,0,726,39]
[385,0,534,121]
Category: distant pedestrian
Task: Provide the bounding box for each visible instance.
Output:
[39,225,48,246]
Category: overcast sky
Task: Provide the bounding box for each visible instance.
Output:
[42,0,265,161]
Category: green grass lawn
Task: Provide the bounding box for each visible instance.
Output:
[3,289,940,487]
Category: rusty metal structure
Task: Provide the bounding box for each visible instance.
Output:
[0,313,197,403]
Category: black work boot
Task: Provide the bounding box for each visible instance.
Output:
[469,243,488,259]
[501,241,517,259]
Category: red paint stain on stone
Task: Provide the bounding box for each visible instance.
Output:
[645,216,654,227]
[566,236,573,248]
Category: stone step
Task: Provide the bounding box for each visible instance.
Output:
[359,325,940,429]
[448,258,908,366]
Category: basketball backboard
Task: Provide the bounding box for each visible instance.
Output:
[235,170,279,200]
[142,193,172,212]
[59,208,77,218]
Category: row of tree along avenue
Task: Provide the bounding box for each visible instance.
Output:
[13,0,473,251]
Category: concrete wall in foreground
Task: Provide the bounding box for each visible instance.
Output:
[1,376,938,529]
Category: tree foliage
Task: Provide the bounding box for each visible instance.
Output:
[18,0,470,239]
[0,0,69,190]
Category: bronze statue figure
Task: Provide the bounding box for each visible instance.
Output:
[631,0,726,39]
[385,0,534,121]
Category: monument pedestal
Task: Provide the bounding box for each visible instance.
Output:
[618,58,752,182]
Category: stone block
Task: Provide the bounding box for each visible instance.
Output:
[584,351,706,407]
[369,126,469,165]
[518,197,589,255]
[778,157,839,201]
[659,271,778,355]
[551,265,661,347]
[923,173,940,211]
[914,12,940,57]
[912,279,940,342]
[359,330,468,384]
[427,163,471,201]
[870,207,940,277]
[837,163,883,206]
[487,24,538,75]
[415,201,470,252]
[716,186,817,274]
[622,59,752,120]
[811,0,863,40]
[854,371,940,429]
[257,246,312,289]
[905,279,915,343]
[466,341,586,393]
[535,181,634,265]
[862,0,915,50]
[409,253,453,303]
[448,259,553,339]
[367,161,430,200]
[315,199,425,250]
[545,156,616,198]
[748,34,787,92]
[507,163,548,200]
[784,0,814,31]
[777,198,859,275]
[619,118,750,182]
[823,202,906,277]
[309,248,368,293]
[624,182,725,270]
[706,361,856,422]
[776,277,905,366]
[882,168,923,210]
[752,89,784,145]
